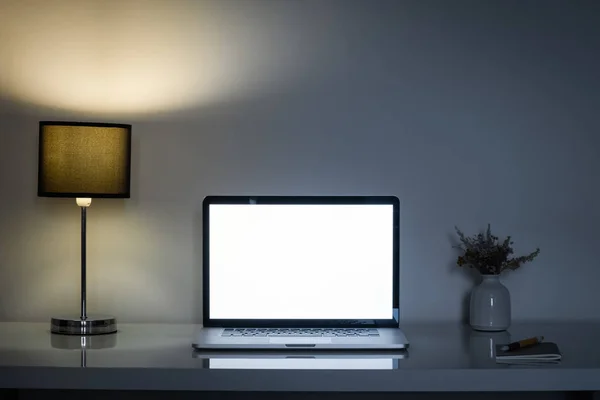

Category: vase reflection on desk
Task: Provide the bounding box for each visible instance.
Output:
[469,329,511,368]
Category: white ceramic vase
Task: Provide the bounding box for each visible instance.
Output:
[470,274,511,331]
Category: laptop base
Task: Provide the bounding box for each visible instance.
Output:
[193,327,409,350]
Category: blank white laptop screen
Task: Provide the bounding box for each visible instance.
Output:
[209,204,394,320]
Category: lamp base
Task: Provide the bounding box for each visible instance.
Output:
[50,315,117,335]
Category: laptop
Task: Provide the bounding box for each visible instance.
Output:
[192,196,409,350]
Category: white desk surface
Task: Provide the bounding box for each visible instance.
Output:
[0,322,599,392]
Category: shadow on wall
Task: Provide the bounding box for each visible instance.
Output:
[193,207,203,323]
[445,231,477,324]
[460,269,480,324]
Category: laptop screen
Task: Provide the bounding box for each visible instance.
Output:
[207,198,396,321]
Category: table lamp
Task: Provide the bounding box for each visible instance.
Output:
[38,121,132,335]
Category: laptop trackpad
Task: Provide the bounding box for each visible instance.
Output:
[269,338,332,344]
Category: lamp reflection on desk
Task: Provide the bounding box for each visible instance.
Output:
[51,332,117,367]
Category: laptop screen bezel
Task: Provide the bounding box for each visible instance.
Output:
[202,195,400,328]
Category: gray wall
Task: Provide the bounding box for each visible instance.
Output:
[0,0,599,324]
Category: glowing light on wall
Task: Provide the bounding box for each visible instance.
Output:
[0,0,324,116]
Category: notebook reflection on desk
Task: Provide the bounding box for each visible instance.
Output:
[495,342,562,365]
[193,351,408,370]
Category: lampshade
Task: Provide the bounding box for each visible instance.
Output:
[38,121,131,198]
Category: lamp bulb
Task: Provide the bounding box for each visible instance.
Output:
[76,198,92,207]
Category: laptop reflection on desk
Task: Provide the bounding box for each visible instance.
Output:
[193,351,408,370]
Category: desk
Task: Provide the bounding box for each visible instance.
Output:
[0,322,599,394]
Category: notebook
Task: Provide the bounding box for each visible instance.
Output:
[495,342,562,364]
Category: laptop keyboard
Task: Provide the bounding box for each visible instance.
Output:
[221,328,380,337]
